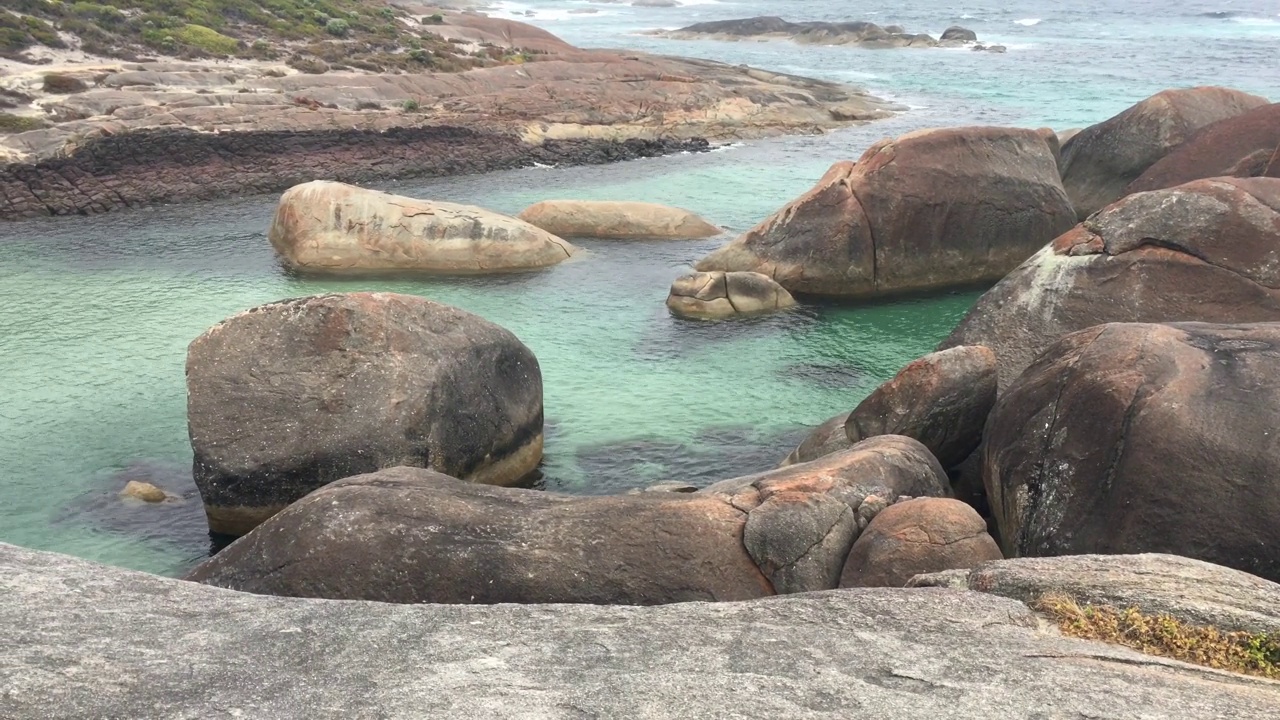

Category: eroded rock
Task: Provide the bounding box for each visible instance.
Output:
[666,270,797,319]
[1127,102,1280,193]
[517,200,720,239]
[840,497,1001,588]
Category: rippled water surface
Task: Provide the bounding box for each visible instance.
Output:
[2,0,1279,575]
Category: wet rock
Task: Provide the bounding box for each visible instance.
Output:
[940,26,977,43]
[666,271,797,319]
[1127,102,1280,193]
[268,181,577,273]
[840,498,1001,588]
[983,322,1280,583]
[516,200,720,239]
[695,126,1075,298]
[186,292,544,536]
[1059,86,1268,219]
[120,481,166,503]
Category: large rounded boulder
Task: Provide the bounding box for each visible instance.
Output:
[1059,87,1268,219]
[839,497,1001,588]
[984,322,1280,583]
[1126,103,1280,193]
[186,292,544,536]
[517,200,721,239]
[695,126,1075,298]
[941,177,1280,390]
[268,181,577,273]
[666,270,797,319]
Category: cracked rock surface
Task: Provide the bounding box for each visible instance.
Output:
[666,270,797,319]
[983,321,1280,583]
[267,180,577,272]
[693,126,1075,298]
[840,497,1002,588]
[6,542,1280,719]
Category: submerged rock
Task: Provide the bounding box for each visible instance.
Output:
[120,481,166,503]
[517,200,721,239]
[1059,86,1268,219]
[984,322,1280,583]
[666,270,797,319]
[695,126,1075,298]
[186,292,544,537]
[840,498,1002,588]
[268,181,577,273]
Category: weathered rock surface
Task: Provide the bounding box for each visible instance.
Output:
[186,292,543,536]
[666,270,797,319]
[517,199,721,239]
[120,480,167,503]
[1059,86,1269,219]
[941,177,1280,390]
[1127,102,1280,193]
[659,16,977,49]
[5,542,1279,719]
[909,553,1280,636]
[781,411,852,466]
[703,435,951,594]
[695,126,1075,298]
[840,498,1001,588]
[983,322,1280,583]
[188,467,773,604]
[940,26,979,43]
[268,181,575,273]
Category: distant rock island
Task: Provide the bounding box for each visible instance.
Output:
[656,16,994,51]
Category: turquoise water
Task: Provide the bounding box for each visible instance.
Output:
[2,0,1279,576]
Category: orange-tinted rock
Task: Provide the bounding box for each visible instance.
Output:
[1127,103,1280,193]
[839,498,1001,587]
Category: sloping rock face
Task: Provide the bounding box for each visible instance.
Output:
[187,467,774,605]
[5,543,1279,719]
[983,322,1280,582]
[186,293,544,536]
[1059,86,1269,219]
[1127,102,1280,193]
[840,498,1001,588]
[941,177,1280,391]
[268,181,576,272]
[518,200,720,239]
[782,411,852,466]
[666,271,797,319]
[909,554,1280,636]
[695,127,1075,298]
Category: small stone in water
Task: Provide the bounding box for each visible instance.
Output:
[121,481,167,503]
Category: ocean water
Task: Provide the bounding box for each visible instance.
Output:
[2,0,1279,576]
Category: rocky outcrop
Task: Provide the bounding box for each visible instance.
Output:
[268,181,575,273]
[186,292,544,537]
[665,270,797,319]
[659,17,978,49]
[0,43,901,219]
[910,553,1280,636]
[1059,86,1269,219]
[6,542,1280,719]
[187,466,774,604]
[840,498,1001,587]
[695,126,1075,298]
[782,346,998,469]
[1127,103,1280,193]
[517,199,720,239]
[983,322,1280,583]
[190,435,949,602]
[940,177,1280,390]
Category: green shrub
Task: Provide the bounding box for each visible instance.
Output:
[0,112,49,133]
[401,98,418,112]
[42,72,88,93]
[423,13,444,24]
[324,18,348,36]
[171,24,239,55]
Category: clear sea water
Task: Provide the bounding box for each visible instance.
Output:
[2,0,1278,576]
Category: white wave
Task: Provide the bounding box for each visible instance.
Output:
[709,142,745,153]
[488,1,616,21]
[1231,16,1280,25]
[1014,18,1042,26]
[676,0,726,5]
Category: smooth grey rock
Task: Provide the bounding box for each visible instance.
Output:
[909,553,1280,636]
[3,542,1278,719]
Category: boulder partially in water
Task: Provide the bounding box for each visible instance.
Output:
[186,292,544,536]
[983,322,1280,583]
[781,411,852,466]
[940,26,977,43]
[665,270,797,319]
[940,177,1280,390]
[517,199,721,239]
[267,181,577,273]
[695,126,1075,298]
[840,497,1002,588]
[1059,86,1269,219]
[1126,103,1280,193]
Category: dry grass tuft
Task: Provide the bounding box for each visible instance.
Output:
[1034,593,1280,679]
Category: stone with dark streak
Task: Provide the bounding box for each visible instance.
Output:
[666,270,797,319]
[1126,103,1280,194]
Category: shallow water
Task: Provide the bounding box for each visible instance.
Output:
[2,0,1279,576]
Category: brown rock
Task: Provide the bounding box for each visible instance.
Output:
[984,322,1280,583]
[517,200,720,239]
[120,481,167,503]
[1059,86,1269,219]
[1127,103,1280,193]
[186,292,544,536]
[840,498,1001,587]
[695,126,1075,298]
[941,177,1280,391]
[186,467,772,604]
[666,270,797,319]
[268,181,577,273]
[780,411,852,466]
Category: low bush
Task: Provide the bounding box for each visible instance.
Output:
[42,73,89,94]
[0,112,49,132]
